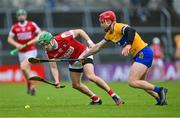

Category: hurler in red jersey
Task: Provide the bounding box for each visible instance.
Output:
[9,21,40,52]
[151,37,164,80]
[38,29,124,105]
[46,31,86,62]
[8,9,42,96]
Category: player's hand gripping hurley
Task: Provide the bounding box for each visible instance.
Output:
[10,44,27,55]
[28,57,79,64]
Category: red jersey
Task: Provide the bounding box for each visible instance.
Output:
[9,21,41,52]
[151,44,163,59]
[47,31,87,62]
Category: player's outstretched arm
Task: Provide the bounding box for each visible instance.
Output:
[79,39,108,59]
[49,60,61,88]
[71,29,95,48]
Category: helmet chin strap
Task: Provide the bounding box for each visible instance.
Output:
[104,22,113,32]
[104,21,115,32]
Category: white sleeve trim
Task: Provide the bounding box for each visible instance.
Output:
[122,26,128,35]
[32,22,41,33]
[9,27,15,37]
[69,30,75,38]
[103,38,109,42]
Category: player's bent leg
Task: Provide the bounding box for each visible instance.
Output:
[128,62,168,105]
[140,72,167,105]
[70,71,102,105]
[20,58,31,78]
[83,63,124,105]
[140,71,160,103]
[70,71,92,97]
[20,58,35,96]
[83,63,110,91]
[128,62,155,90]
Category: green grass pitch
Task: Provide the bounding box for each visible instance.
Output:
[0,81,180,117]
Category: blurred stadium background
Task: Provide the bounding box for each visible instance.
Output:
[1,0,180,117]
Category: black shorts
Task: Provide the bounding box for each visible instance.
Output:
[69,58,94,73]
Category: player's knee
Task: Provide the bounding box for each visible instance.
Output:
[20,64,27,71]
[72,83,80,89]
[128,80,137,88]
[86,74,96,82]
[20,63,29,71]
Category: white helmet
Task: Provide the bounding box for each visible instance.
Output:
[153,37,160,44]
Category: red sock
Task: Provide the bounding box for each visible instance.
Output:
[108,89,115,97]
[91,95,100,102]
[27,82,31,89]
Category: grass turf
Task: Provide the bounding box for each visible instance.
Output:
[0,81,180,117]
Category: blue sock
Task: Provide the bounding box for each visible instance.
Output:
[154,86,160,93]
[156,98,160,103]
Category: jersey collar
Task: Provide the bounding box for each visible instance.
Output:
[18,20,27,27]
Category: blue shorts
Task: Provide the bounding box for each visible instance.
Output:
[175,58,180,62]
[133,46,154,68]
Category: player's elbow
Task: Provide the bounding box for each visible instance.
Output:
[76,29,84,34]
[7,37,12,44]
[78,29,84,32]
[72,29,84,38]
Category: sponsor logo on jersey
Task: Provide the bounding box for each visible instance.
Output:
[62,46,74,58]
[17,32,32,40]
[139,52,144,59]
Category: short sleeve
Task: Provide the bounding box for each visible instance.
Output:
[114,23,129,35]
[69,30,75,38]
[104,33,111,41]
[9,26,15,37]
[102,38,109,42]
[61,31,74,39]
[32,22,41,33]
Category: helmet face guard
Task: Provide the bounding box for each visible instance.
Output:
[16,9,27,17]
[39,40,50,46]
[16,9,27,24]
[39,32,53,46]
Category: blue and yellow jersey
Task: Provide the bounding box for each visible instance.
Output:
[104,23,148,57]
